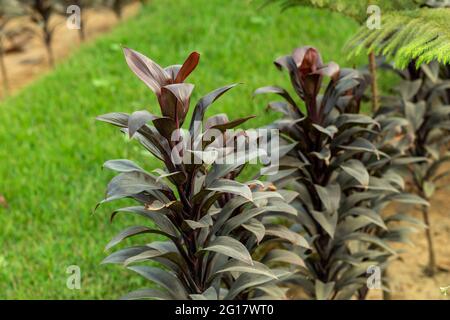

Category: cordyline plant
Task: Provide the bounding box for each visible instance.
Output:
[255,46,426,299]
[261,0,426,112]
[377,59,450,276]
[96,48,307,300]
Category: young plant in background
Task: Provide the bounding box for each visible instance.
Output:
[260,0,423,112]
[377,60,450,276]
[104,0,132,20]
[0,0,23,95]
[255,46,425,299]
[357,94,429,299]
[21,0,59,66]
[97,48,306,300]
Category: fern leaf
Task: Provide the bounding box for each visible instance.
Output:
[347,8,450,68]
[261,0,423,23]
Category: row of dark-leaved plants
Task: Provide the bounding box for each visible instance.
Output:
[254,47,426,299]
[377,59,450,276]
[96,46,426,300]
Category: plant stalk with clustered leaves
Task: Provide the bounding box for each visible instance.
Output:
[97,48,307,300]
[255,46,426,299]
[262,1,450,109]
[377,59,450,276]
[260,1,424,112]
[21,0,59,66]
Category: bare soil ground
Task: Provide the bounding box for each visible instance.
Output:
[0,3,140,98]
[288,188,450,300]
[367,187,450,300]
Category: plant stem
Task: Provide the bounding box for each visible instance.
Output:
[75,0,85,42]
[45,42,54,67]
[421,205,436,276]
[0,37,9,97]
[368,51,379,112]
[78,17,85,42]
[43,23,54,67]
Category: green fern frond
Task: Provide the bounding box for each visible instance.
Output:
[347,8,450,68]
[261,0,423,23]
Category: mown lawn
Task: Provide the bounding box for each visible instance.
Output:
[0,0,362,299]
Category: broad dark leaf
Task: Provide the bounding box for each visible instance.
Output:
[174,52,200,83]
[265,224,310,248]
[214,261,277,279]
[242,219,265,244]
[340,159,370,187]
[207,179,252,201]
[96,112,129,128]
[202,236,253,265]
[254,86,299,113]
[101,246,149,264]
[189,287,218,300]
[103,159,145,173]
[127,266,188,299]
[106,171,169,201]
[111,206,179,238]
[123,47,169,95]
[128,110,157,138]
[120,288,173,300]
[263,249,305,267]
[225,272,277,300]
[189,84,239,135]
[315,280,335,300]
[209,115,256,132]
[160,83,194,123]
[105,226,153,251]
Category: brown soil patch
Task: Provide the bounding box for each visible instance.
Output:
[367,186,450,300]
[0,3,140,99]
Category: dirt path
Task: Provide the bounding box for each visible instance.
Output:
[367,187,450,300]
[0,3,140,99]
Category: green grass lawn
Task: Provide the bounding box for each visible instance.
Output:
[0,0,362,299]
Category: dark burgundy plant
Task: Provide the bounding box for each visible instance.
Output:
[255,46,426,299]
[377,59,450,276]
[97,48,306,300]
